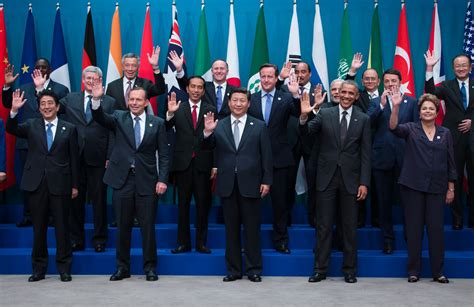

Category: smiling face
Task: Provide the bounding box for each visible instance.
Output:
[186,77,205,103]
[295,62,311,86]
[259,66,278,92]
[229,92,250,118]
[39,95,60,121]
[128,88,149,116]
[330,80,343,103]
[453,55,471,81]
[419,100,438,123]
[383,73,401,92]
[35,59,51,79]
[362,69,380,92]
[339,83,359,110]
[123,57,139,80]
[82,71,101,93]
[211,60,228,84]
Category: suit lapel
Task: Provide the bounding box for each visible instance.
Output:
[75,92,88,124]
[206,83,217,107]
[237,117,253,151]
[222,117,235,151]
[253,94,264,120]
[448,80,465,111]
[331,108,342,149]
[343,108,360,148]
[268,91,282,125]
[138,115,153,150]
[196,102,207,130]
[49,119,67,152]
[124,113,137,148]
[182,102,194,129]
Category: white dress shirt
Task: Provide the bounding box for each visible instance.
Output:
[230,113,247,143]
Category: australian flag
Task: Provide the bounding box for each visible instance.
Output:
[19,6,37,86]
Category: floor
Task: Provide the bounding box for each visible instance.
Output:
[1,275,473,306]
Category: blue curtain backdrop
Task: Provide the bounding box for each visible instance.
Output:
[2,0,467,96]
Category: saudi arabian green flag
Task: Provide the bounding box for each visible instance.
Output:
[247,4,269,94]
[194,5,212,81]
[337,4,352,79]
[368,3,384,92]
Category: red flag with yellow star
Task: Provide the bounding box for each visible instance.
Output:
[0,5,17,190]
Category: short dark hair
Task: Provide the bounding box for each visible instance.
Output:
[452,54,472,66]
[128,86,148,99]
[229,87,250,101]
[35,58,51,68]
[296,61,311,73]
[37,90,59,106]
[341,80,360,93]
[259,63,279,76]
[382,68,402,81]
[418,93,440,112]
[187,75,206,86]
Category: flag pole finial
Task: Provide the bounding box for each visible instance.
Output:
[201,0,205,6]
[293,0,296,5]
[172,0,176,5]
[146,2,150,7]
[434,0,438,4]
[374,0,378,4]
[260,0,264,5]
[115,2,119,7]
[28,3,32,10]
[0,3,3,9]
[401,0,405,4]
[230,0,234,5]
[316,0,319,4]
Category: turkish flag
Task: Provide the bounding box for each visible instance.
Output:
[0,7,16,190]
[393,4,415,97]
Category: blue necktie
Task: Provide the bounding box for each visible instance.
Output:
[216,85,223,112]
[264,93,272,125]
[85,95,92,122]
[46,123,53,151]
[134,116,141,149]
[461,82,468,110]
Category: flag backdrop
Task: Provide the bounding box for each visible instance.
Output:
[368,2,383,93]
[0,6,16,190]
[463,1,474,78]
[194,4,211,81]
[226,1,240,87]
[19,6,37,86]
[50,5,71,91]
[105,4,122,88]
[337,2,352,79]
[285,1,301,66]
[310,1,329,90]
[393,3,415,97]
[247,3,269,94]
[82,4,96,90]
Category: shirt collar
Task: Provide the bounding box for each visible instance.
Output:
[130,111,146,122]
[368,89,379,98]
[458,79,469,88]
[261,88,276,98]
[214,81,227,89]
[231,113,247,125]
[44,117,59,127]
[339,105,353,117]
[124,77,136,86]
[189,100,202,108]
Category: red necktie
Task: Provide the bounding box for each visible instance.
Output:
[192,104,198,129]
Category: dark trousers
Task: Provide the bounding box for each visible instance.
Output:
[287,146,316,226]
[19,149,31,217]
[373,167,401,243]
[29,178,72,275]
[222,177,262,276]
[113,171,157,273]
[358,175,379,226]
[314,168,358,275]
[271,167,290,245]
[453,134,474,224]
[69,161,107,246]
[174,159,212,247]
[400,185,445,278]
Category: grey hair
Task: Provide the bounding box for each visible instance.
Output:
[122,53,140,66]
[82,66,103,78]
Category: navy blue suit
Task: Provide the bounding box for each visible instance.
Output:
[367,95,418,245]
[391,122,456,278]
[248,90,300,247]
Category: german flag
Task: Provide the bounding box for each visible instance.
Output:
[81,3,96,90]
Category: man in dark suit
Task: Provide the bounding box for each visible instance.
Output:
[165,76,215,254]
[367,68,418,254]
[301,80,371,283]
[0,118,6,183]
[425,52,474,229]
[248,63,300,254]
[60,66,116,253]
[2,59,69,227]
[202,88,273,282]
[345,53,380,228]
[91,86,169,282]
[7,89,79,282]
[105,48,166,112]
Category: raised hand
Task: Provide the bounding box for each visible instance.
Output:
[32,69,47,90]
[424,50,440,69]
[4,64,19,86]
[168,50,184,73]
[300,91,316,115]
[287,73,299,96]
[349,52,364,74]
[203,111,218,134]
[313,84,327,108]
[11,89,27,112]
[380,89,390,107]
[147,45,161,68]
[91,77,104,99]
[279,61,292,80]
[389,90,403,107]
[167,91,181,114]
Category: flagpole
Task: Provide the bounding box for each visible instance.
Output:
[344,0,348,10]
[374,0,378,8]
[28,3,32,12]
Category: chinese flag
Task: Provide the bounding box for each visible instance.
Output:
[0,6,16,190]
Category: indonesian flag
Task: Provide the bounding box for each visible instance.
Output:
[393,3,415,97]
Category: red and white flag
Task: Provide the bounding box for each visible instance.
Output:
[226,1,240,87]
[393,3,415,97]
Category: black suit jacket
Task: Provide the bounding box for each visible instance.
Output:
[6,116,79,195]
[59,92,117,167]
[425,77,474,144]
[248,90,300,168]
[202,115,273,198]
[302,106,371,194]
[105,74,166,110]
[92,108,169,195]
[166,101,216,172]
[2,80,69,150]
